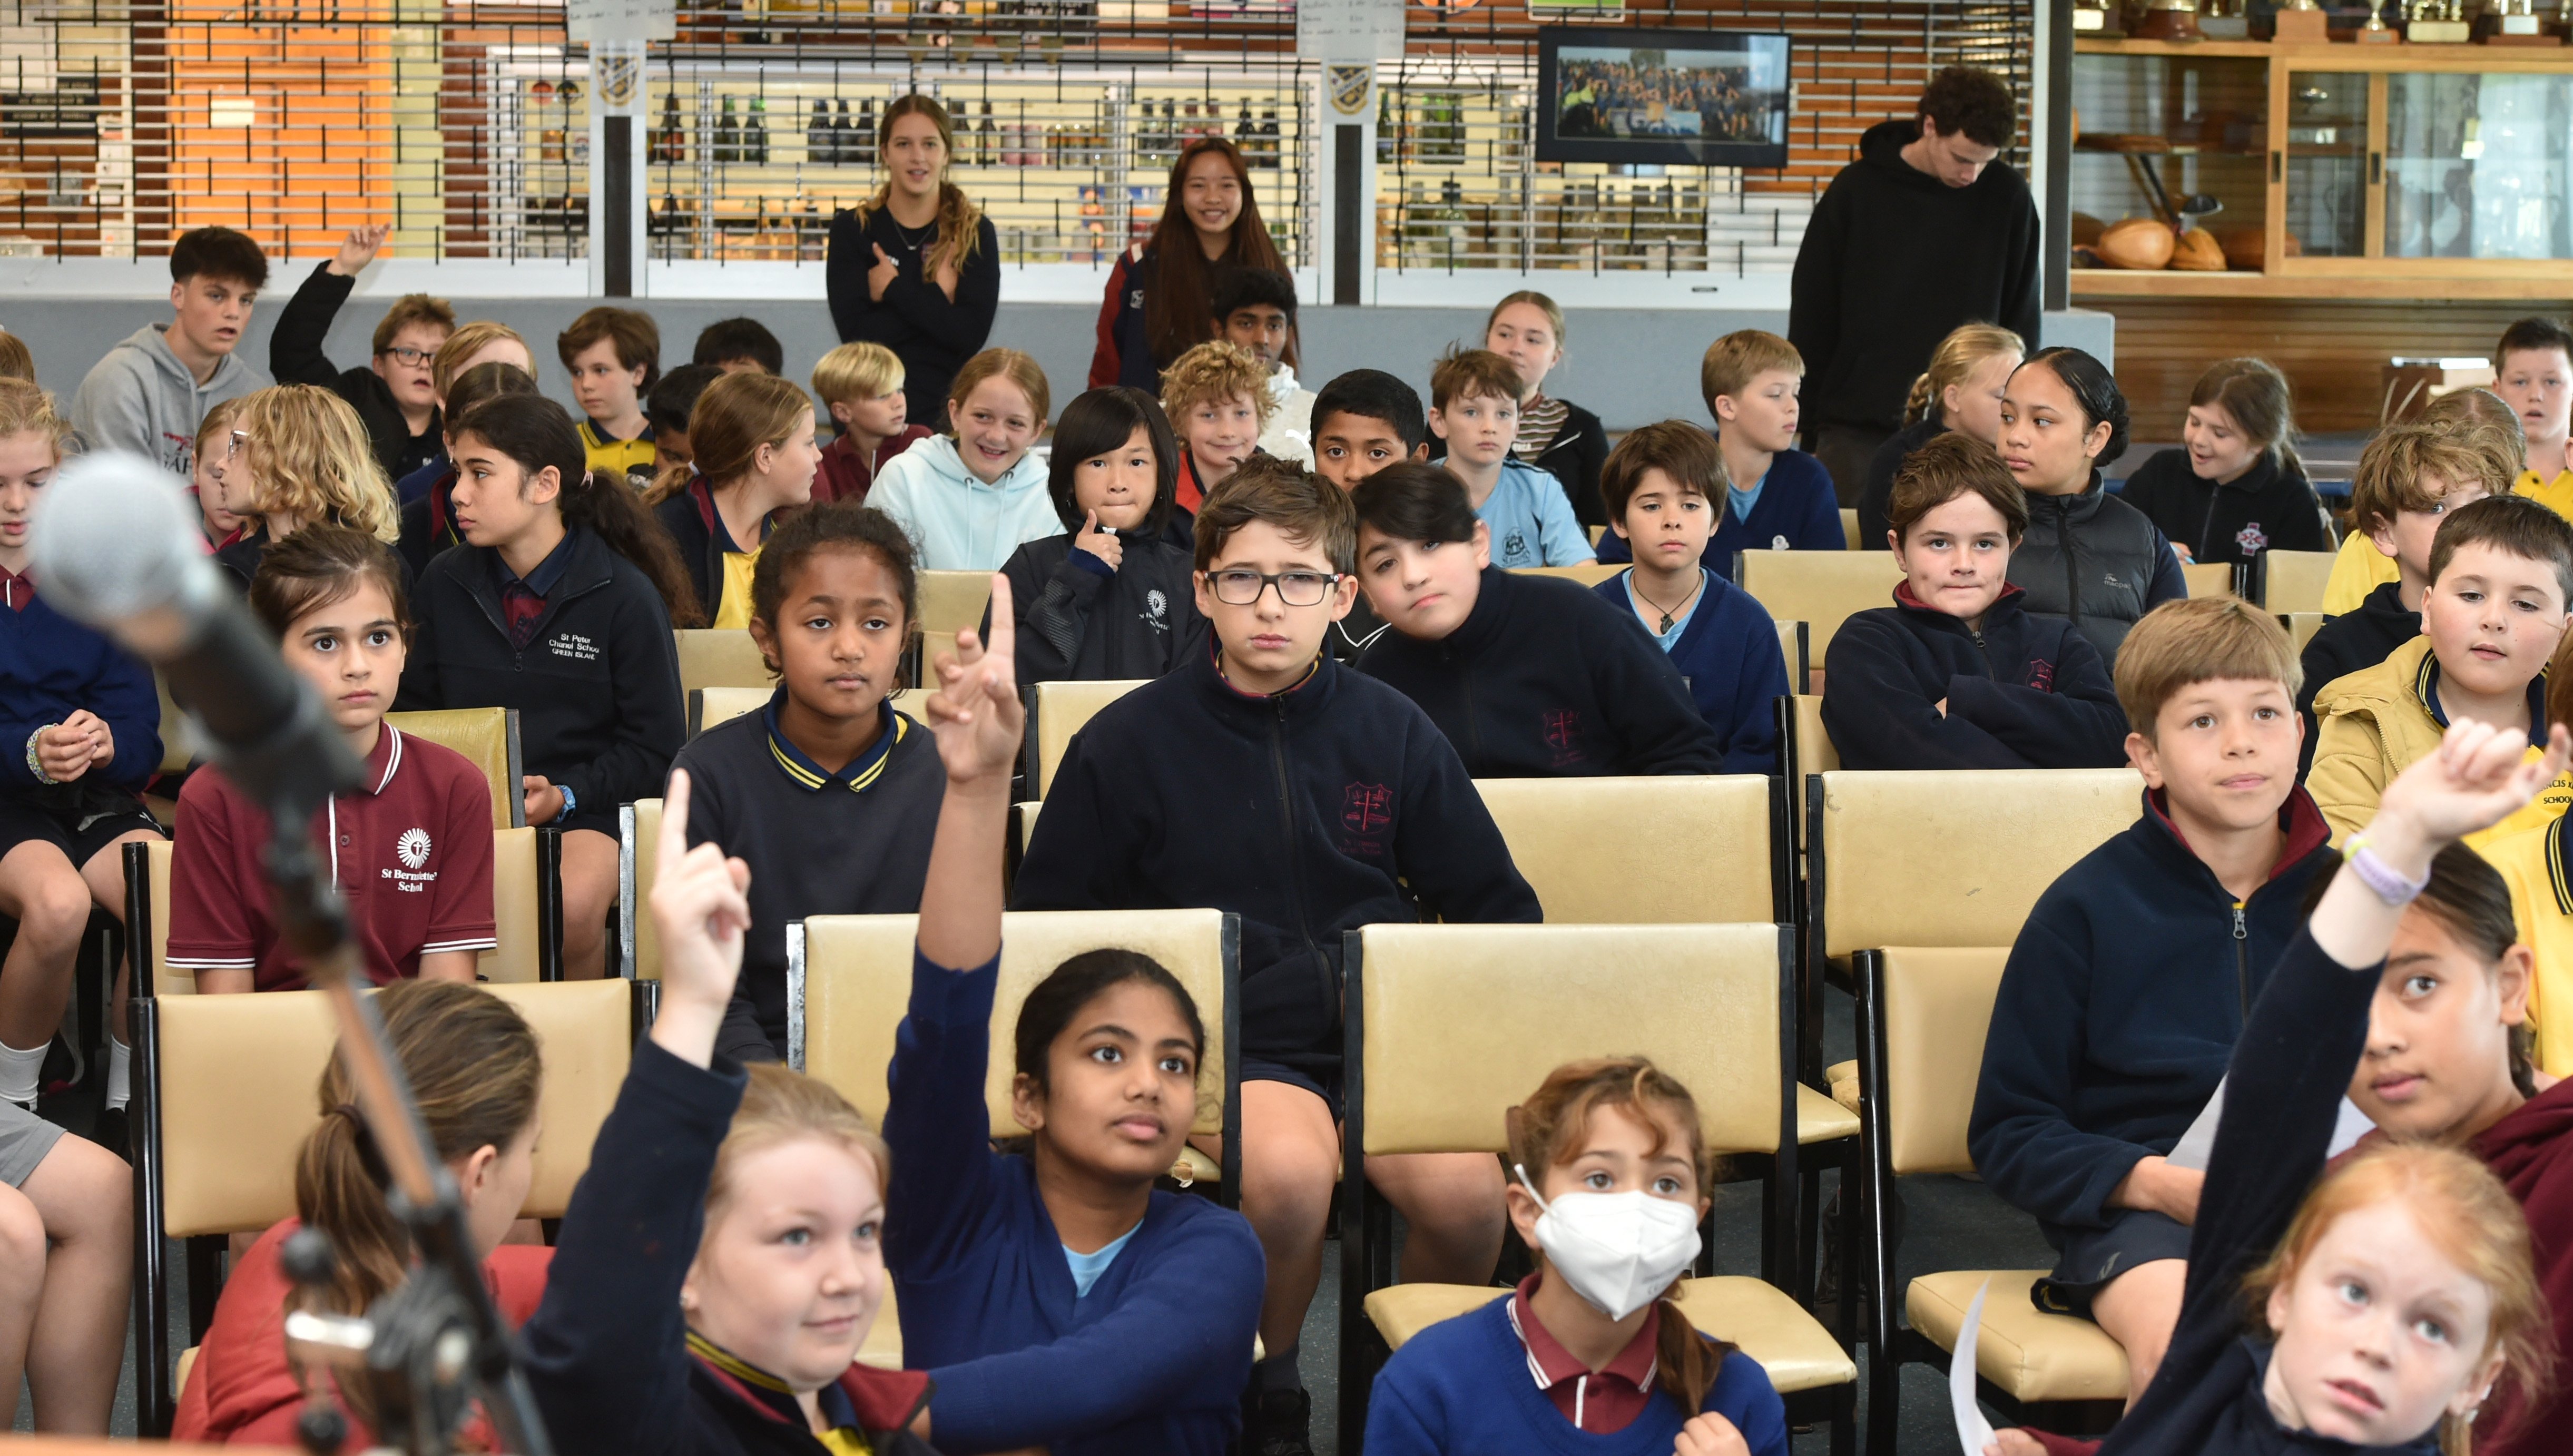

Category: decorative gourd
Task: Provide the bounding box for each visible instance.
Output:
[2096,218,2176,270]
[2170,227,2228,271]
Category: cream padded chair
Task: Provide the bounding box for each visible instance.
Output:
[918,571,997,636]
[1776,618,1810,693]
[2261,548,2337,615]
[1839,507,1861,546]
[2181,559,2239,599]
[154,670,195,775]
[127,828,554,995]
[674,628,773,693]
[386,707,526,830]
[620,798,664,980]
[1337,922,1855,1455]
[1852,947,2126,1450]
[1510,562,1623,588]
[1736,550,1901,661]
[1473,775,1784,925]
[2280,611,2326,655]
[1025,678,1147,799]
[131,977,640,1434]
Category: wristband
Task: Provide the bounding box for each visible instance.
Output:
[2343,833,2430,907]
[553,784,578,825]
[23,725,55,786]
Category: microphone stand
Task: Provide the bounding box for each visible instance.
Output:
[219,686,556,1456]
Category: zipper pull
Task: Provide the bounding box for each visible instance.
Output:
[2233,904,2247,940]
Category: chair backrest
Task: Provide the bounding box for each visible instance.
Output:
[1026,678,1148,799]
[691,686,769,737]
[797,909,1234,1140]
[917,571,996,636]
[621,798,664,980]
[2280,611,2326,655]
[385,709,524,830]
[1474,775,1779,924]
[1874,947,2012,1176]
[2262,549,2336,615]
[674,629,774,694]
[1736,550,1901,659]
[2181,560,2237,600]
[139,829,544,992]
[1784,694,1838,778]
[1511,563,1624,589]
[1775,619,1810,692]
[1353,922,1791,1157]
[1813,768,2140,957]
[1839,508,1861,547]
[912,631,963,688]
[1016,801,1042,853]
[155,671,194,775]
[152,978,632,1236]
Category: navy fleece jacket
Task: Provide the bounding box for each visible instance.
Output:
[885,946,1262,1455]
[1357,567,1724,779]
[0,590,160,799]
[1968,789,2336,1246]
[1011,648,1541,1075]
[1821,582,2129,771]
[1593,568,1790,774]
[1594,447,1846,576]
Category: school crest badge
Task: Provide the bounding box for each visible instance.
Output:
[1328,64,1373,117]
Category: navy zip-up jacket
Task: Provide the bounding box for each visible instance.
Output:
[1011,647,1541,1073]
[1968,788,2335,1246]
[396,525,686,821]
[1357,567,1724,779]
[521,1040,939,1456]
[1821,582,2129,771]
[2295,579,2419,777]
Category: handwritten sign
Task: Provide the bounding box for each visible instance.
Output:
[1297,0,1404,62]
[567,0,674,45]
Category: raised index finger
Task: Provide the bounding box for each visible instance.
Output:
[984,573,1014,661]
[659,767,695,867]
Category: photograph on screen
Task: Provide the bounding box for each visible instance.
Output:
[1536,27,1791,170]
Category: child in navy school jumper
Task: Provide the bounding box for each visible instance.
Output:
[395,361,542,581]
[1593,421,1790,774]
[1310,369,1431,666]
[881,592,1264,1455]
[1366,1057,1787,1456]
[0,379,163,1122]
[1822,433,2128,771]
[1595,331,1844,576]
[1991,720,2567,1456]
[1968,596,2335,1404]
[1010,465,1540,1455]
[647,372,823,630]
[986,386,1207,688]
[1352,462,1724,779]
[397,392,694,980]
[520,768,938,1456]
[671,504,943,1063]
[1426,349,1593,569]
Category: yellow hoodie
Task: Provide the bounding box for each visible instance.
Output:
[2306,634,2573,849]
[2484,813,2573,1076]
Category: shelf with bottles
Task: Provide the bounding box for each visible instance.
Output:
[1377,171,1716,274]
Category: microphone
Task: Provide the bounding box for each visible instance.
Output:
[30,450,364,820]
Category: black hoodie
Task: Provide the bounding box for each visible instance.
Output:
[1357,567,1724,779]
[2013,477,2191,667]
[1822,581,2129,771]
[268,260,444,483]
[2115,447,2331,572]
[987,491,1209,688]
[2295,579,2420,777]
[1788,120,2042,434]
[1010,647,1540,1075]
[396,524,686,825]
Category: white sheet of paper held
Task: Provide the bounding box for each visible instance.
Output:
[1951,1278,1998,1455]
[2165,1075,2375,1172]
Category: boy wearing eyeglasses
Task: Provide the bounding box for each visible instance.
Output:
[1351,461,1723,779]
[268,223,455,482]
[1011,457,1542,1456]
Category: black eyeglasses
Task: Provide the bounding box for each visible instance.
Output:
[1205,568,1340,607]
[379,345,435,367]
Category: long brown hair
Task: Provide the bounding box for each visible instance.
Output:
[646,371,814,503]
[854,94,985,271]
[2191,357,2304,482]
[1508,1057,1733,1412]
[1142,139,1283,369]
[293,980,542,1318]
[450,393,706,628]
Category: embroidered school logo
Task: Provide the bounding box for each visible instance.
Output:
[396,829,432,870]
[1342,782,1391,835]
[2236,522,2269,555]
[1543,710,1586,766]
[1147,588,1167,621]
[2027,657,2056,692]
[549,631,601,663]
[1503,529,1529,564]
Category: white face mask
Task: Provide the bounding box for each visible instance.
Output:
[1514,1163,1703,1322]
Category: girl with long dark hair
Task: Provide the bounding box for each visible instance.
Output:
[1088,138,1285,393]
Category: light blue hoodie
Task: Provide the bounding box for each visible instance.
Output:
[1432,456,1595,568]
[867,434,1058,572]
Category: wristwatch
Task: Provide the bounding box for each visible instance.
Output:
[553,783,578,825]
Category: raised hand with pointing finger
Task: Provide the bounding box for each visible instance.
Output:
[1072,508,1124,573]
[645,765,753,1070]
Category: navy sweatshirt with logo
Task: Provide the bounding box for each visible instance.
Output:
[986,532,1208,689]
[1967,789,2336,1249]
[395,525,686,826]
[1011,647,1541,1076]
[1821,582,2129,771]
[1356,567,1724,779]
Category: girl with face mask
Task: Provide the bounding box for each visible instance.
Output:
[1364,1057,1789,1456]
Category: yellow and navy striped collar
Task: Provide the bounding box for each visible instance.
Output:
[2416,648,2549,736]
[764,690,907,794]
[2548,811,2573,917]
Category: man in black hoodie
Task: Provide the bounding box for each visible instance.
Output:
[1790,66,2041,503]
[1350,463,1723,778]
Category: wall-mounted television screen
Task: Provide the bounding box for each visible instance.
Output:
[1535,27,1792,170]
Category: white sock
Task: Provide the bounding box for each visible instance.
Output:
[0,1039,45,1107]
[105,1037,130,1111]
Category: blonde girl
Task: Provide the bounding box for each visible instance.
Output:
[218,383,398,588]
[867,347,1056,570]
[646,371,823,628]
[1857,322,2024,546]
[826,93,1000,430]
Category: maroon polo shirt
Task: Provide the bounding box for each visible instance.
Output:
[168,725,498,990]
[1506,1271,1662,1434]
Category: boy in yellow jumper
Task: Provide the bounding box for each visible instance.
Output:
[2310,494,2573,848]
[2482,647,2573,1075]
[2324,363,2561,612]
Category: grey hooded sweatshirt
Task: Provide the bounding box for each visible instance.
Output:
[70,323,269,475]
